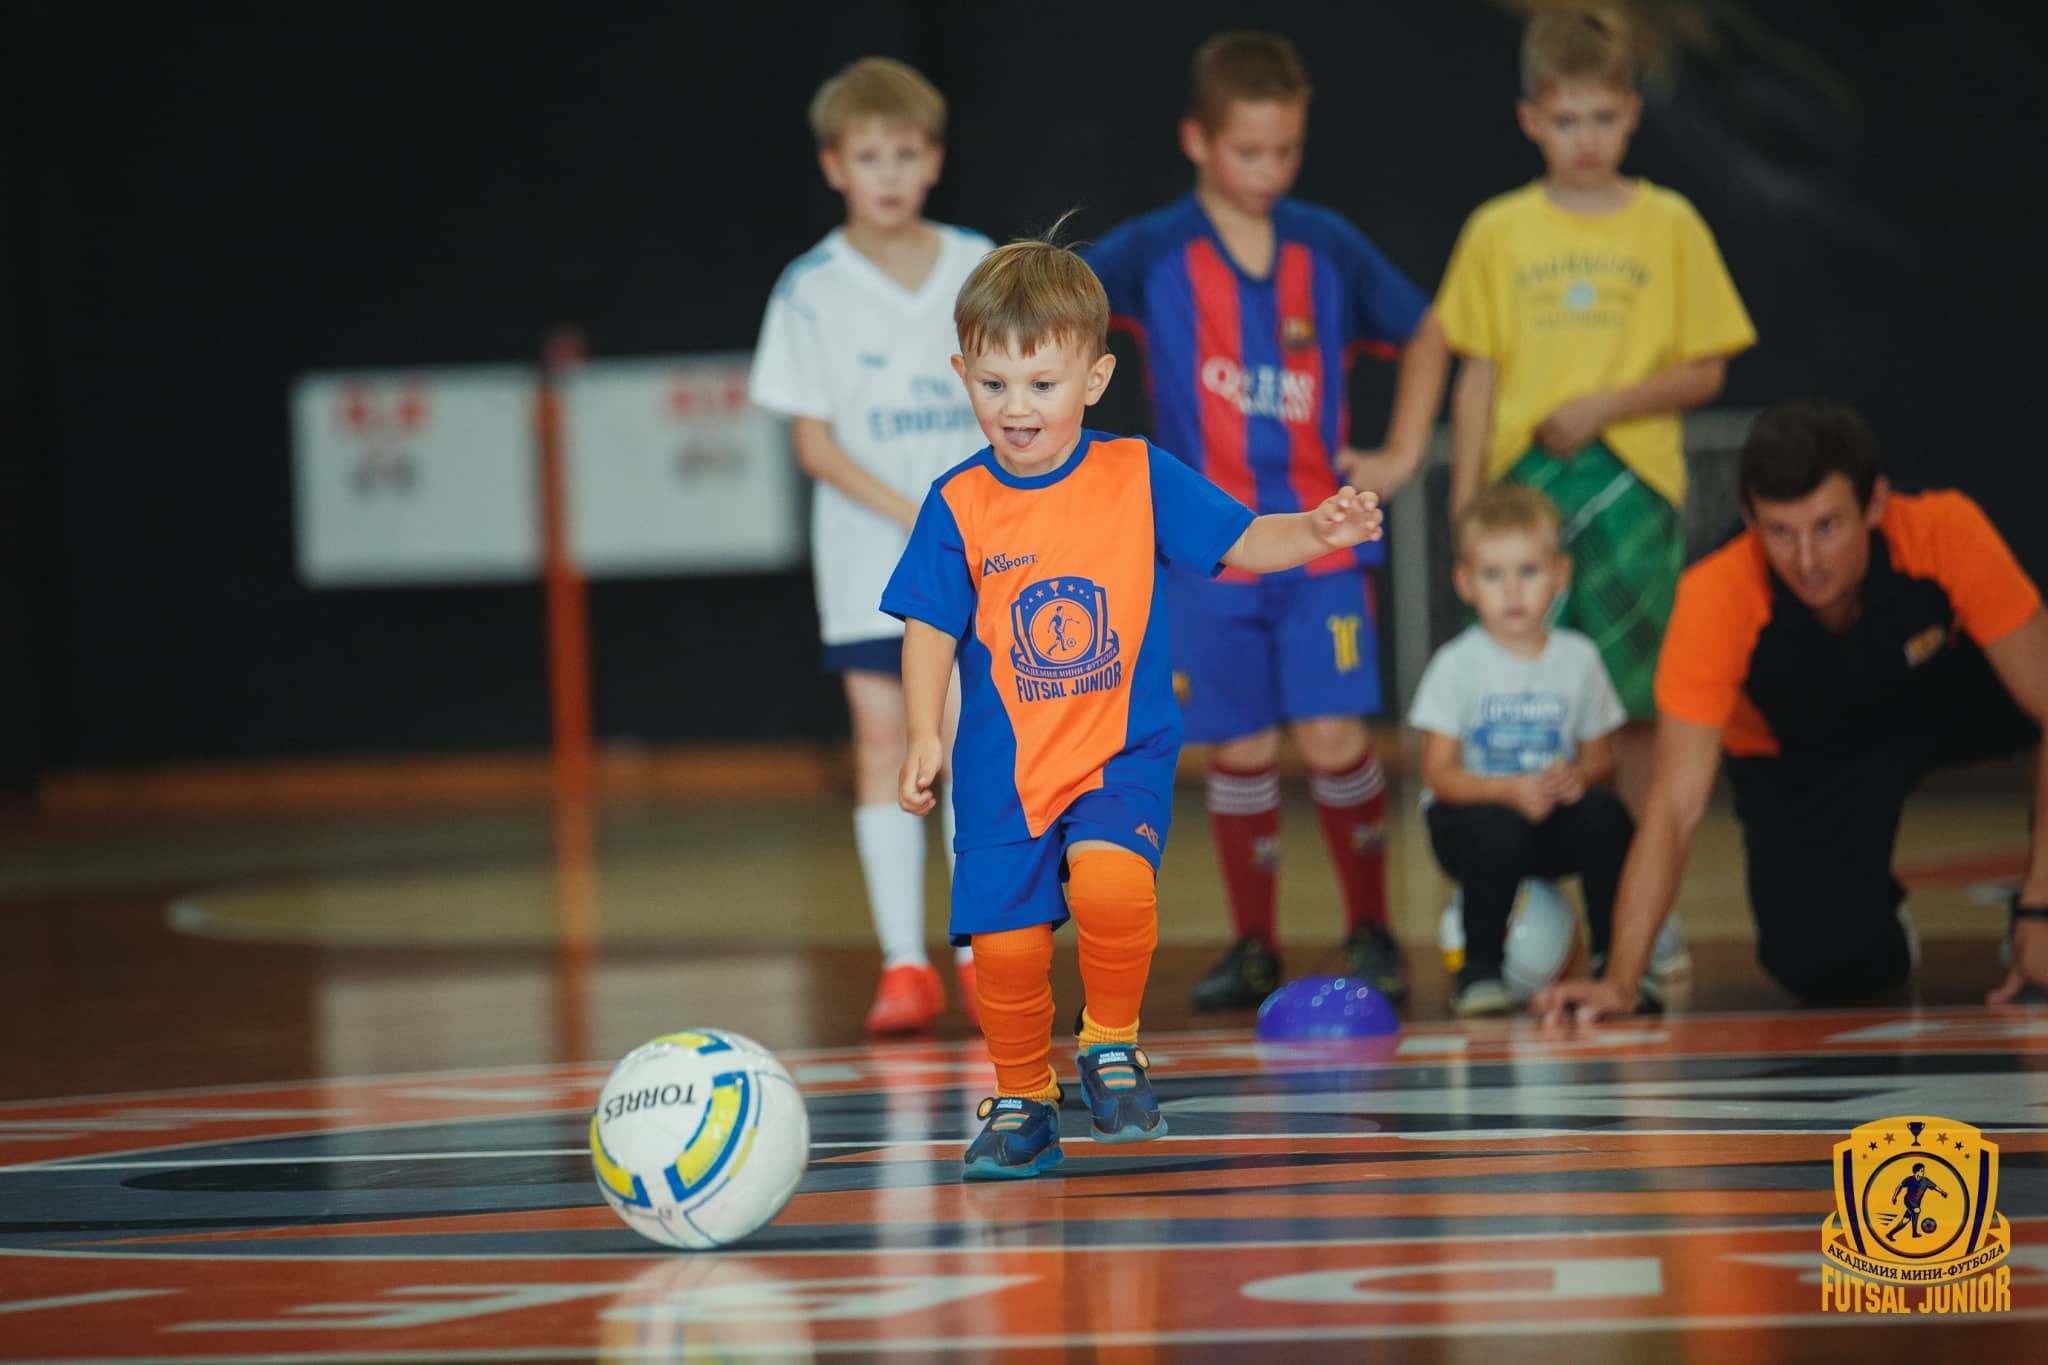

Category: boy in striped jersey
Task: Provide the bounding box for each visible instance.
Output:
[1084,31,1449,1008]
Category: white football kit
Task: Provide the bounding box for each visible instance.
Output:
[749,224,991,649]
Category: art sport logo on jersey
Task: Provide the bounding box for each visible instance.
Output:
[982,549,1038,578]
[1818,1114,2012,1317]
[1009,577,1123,703]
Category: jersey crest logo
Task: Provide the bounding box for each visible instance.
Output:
[1281,316,1315,350]
[1008,576,1124,702]
[1902,624,1948,668]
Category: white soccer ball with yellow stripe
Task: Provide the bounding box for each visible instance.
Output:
[589,1029,810,1249]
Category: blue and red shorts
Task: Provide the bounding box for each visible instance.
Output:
[1168,565,1381,743]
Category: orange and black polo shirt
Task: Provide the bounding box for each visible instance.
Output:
[1654,491,2041,758]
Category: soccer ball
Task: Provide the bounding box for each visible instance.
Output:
[589,1029,810,1249]
[1501,879,1582,1003]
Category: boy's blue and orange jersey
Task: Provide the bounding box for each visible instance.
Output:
[881,431,1256,847]
[1083,195,1427,579]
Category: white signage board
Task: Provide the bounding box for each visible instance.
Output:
[292,355,800,586]
[565,354,801,575]
[292,368,539,586]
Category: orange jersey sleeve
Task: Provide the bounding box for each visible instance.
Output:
[1653,534,1779,756]
[1880,490,2043,647]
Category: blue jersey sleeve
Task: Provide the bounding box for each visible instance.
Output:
[1081,220,1149,319]
[1148,442,1256,575]
[1337,221,1428,347]
[880,486,975,638]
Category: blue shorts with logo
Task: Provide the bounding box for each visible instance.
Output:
[949,784,1169,946]
[1169,566,1382,743]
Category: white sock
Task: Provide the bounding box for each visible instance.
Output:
[940,784,972,965]
[941,781,957,876]
[854,804,928,970]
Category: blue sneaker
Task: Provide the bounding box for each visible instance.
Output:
[962,1094,1065,1180]
[1075,1043,1167,1142]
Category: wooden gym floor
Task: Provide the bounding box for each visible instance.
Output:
[1,751,2042,1361]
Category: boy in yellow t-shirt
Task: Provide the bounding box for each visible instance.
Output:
[1436,8,1755,734]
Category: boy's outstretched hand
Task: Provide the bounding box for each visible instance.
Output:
[898,734,943,816]
[1311,486,1384,549]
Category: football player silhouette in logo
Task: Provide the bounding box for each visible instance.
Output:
[1891,1162,1948,1238]
[1034,601,1091,662]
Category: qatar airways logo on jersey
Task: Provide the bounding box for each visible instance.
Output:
[1201,358,1316,423]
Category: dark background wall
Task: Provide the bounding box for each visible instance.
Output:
[9,1,2045,789]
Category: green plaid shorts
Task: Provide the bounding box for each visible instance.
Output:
[1505,440,1683,719]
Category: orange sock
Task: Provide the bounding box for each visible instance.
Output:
[970,925,1060,1099]
[1068,847,1158,1044]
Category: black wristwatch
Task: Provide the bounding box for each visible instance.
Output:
[2010,894,2048,923]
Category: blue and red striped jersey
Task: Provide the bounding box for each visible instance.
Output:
[1084,195,1427,576]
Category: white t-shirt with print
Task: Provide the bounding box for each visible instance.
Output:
[1407,625,1627,802]
[749,224,992,646]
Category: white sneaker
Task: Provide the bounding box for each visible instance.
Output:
[1453,977,1511,1017]
[1649,914,1693,982]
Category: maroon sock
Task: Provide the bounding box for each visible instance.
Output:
[1311,755,1388,933]
[1206,765,1280,943]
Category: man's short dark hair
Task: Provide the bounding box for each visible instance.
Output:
[1738,399,1881,509]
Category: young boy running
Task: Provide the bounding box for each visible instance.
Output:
[750,58,990,1033]
[1084,31,1450,1009]
[883,231,1382,1178]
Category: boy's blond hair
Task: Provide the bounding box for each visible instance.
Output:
[1188,30,1312,129]
[1456,484,1564,558]
[808,57,945,148]
[1520,7,1636,98]
[954,218,1109,359]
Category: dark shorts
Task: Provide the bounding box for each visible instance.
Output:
[1726,637,2039,1004]
[948,784,1169,947]
[819,636,902,676]
[1169,567,1382,743]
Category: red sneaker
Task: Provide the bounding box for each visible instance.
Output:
[865,962,944,1035]
[955,957,980,1029]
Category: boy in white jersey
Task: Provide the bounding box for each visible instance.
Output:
[1407,486,1633,1016]
[749,57,991,1033]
